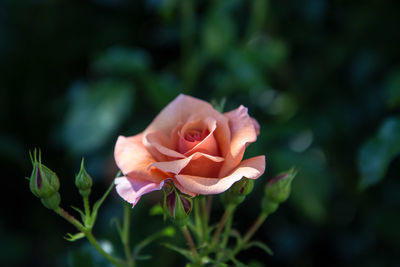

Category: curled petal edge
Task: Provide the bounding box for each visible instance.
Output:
[115,177,167,207]
[175,155,266,195]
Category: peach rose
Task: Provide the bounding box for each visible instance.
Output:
[114,94,265,206]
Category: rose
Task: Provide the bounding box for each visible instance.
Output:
[114,94,265,206]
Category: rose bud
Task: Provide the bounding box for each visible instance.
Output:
[29,150,61,210]
[163,187,193,226]
[261,169,297,215]
[221,178,255,206]
[29,153,60,199]
[40,192,61,210]
[75,159,93,197]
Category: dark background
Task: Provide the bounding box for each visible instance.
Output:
[1,0,400,266]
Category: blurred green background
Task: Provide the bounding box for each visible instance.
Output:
[1,0,400,266]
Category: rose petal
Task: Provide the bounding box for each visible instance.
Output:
[143,94,231,157]
[219,105,259,177]
[114,135,167,183]
[178,117,219,156]
[144,131,185,160]
[175,155,266,195]
[115,176,166,207]
[149,152,224,175]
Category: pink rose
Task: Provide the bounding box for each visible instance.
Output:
[114,94,265,206]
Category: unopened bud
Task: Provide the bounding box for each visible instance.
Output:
[41,192,61,210]
[28,150,61,210]
[75,159,93,197]
[221,178,254,206]
[265,169,296,204]
[261,168,297,215]
[29,151,60,199]
[164,187,192,226]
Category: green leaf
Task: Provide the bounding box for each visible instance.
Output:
[244,241,274,256]
[135,255,152,261]
[358,117,400,189]
[91,46,151,76]
[162,243,193,261]
[71,206,86,223]
[64,232,85,242]
[149,203,164,216]
[133,227,176,259]
[229,256,247,267]
[60,80,134,154]
[90,182,115,226]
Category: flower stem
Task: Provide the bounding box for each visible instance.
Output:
[206,195,213,220]
[181,225,199,261]
[242,212,268,245]
[54,207,126,267]
[83,195,91,226]
[122,203,135,267]
[199,196,209,242]
[211,204,236,247]
[55,207,85,231]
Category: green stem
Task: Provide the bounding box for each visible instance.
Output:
[211,205,236,248]
[181,225,199,261]
[54,207,126,267]
[199,196,209,242]
[83,196,91,226]
[122,204,135,267]
[193,197,202,241]
[206,195,213,220]
[55,207,85,231]
[85,230,126,267]
[242,212,268,245]
[216,209,234,262]
[220,212,233,249]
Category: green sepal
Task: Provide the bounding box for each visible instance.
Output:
[220,178,254,207]
[64,232,85,242]
[71,206,86,223]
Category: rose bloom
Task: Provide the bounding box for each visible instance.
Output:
[114,94,265,206]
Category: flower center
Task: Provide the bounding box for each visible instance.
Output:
[184,129,208,142]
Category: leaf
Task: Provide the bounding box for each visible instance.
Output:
[358,117,400,189]
[162,243,193,261]
[64,232,85,242]
[71,206,86,223]
[91,46,151,76]
[135,255,152,261]
[133,227,175,259]
[60,80,134,154]
[149,203,164,216]
[244,241,274,256]
[229,256,248,267]
[90,182,115,226]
